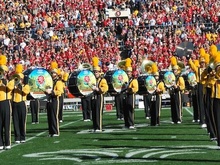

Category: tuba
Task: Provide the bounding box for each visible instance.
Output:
[137,59,157,95]
[78,63,93,70]
[140,59,154,74]
[11,74,21,86]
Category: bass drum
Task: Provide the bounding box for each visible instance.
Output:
[163,71,176,88]
[104,69,128,95]
[68,70,96,97]
[23,67,53,99]
[137,75,157,95]
[187,72,197,87]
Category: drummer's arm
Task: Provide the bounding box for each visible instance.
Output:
[22,84,30,96]
[98,78,108,94]
[157,82,165,94]
[52,81,63,96]
[127,79,138,94]
[176,77,185,91]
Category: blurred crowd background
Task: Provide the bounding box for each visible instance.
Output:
[0,0,219,76]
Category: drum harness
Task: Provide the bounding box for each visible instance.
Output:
[151,79,161,101]
[169,75,180,95]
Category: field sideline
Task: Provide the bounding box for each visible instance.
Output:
[1,107,220,165]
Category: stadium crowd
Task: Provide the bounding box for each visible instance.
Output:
[0,0,219,76]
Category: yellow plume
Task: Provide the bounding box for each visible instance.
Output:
[15,64,23,74]
[125,58,132,67]
[151,63,158,74]
[92,57,99,67]
[0,55,7,65]
[199,48,206,56]
[204,53,210,64]
[62,72,69,82]
[170,56,177,66]
[50,61,58,70]
[209,44,217,57]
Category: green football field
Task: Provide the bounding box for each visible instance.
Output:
[1,106,220,165]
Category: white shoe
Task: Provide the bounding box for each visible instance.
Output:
[171,122,174,124]
[177,121,181,124]
[94,129,102,132]
[21,140,26,143]
[15,141,20,144]
[52,134,59,137]
[146,117,150,119]
[201,124,207,128]
[192,120,196,123]
[0,146,3,150]
[59,120,63,123]
[5,146,11,150]
[129,126,135,129]
[32,122,35,124]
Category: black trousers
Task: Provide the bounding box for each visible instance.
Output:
[58,94,64,121]
[47,98,59,135]
[197,83,205,124]
[143,94,152,118]
[12,101,27,141]
[0,100,11,146]
[150,95,162,126]
[91,94,104,131]
[191,87,199,121]
[124,94,135,127]
[30,99,40,123]
[81,95,92,120]
[204,87,216,139]
[115,93,124,119]
[213,98,220,146]
[170,91,182,123]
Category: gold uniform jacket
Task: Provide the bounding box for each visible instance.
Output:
[127,78,138,94]
[189,59,206,84]
[156,81,166,95]
[201,69,216,95]
[0,79,15,101]
[12,84,30,102]
[53,80,63,97]
[96,78,108,94]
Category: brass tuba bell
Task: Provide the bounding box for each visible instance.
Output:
[140,59,154,74]
[78,63,93,70]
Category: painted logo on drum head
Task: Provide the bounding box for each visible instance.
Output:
[26,68,53,98]
[111,70,128,93]
[77,70,96,96]
[145,75,156,94]
[163,71,176,88]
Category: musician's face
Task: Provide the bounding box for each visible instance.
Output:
[127,71,132,78]
[200,62,206,68]
[173,69,178,75]
[94,70,100,78]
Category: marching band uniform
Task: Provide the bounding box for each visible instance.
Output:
[81,94,92,121]
[151,65,165,126]
[212,54,220,148]
[123,58,138,129]
[189,53,207,127]
[0,55,14,150]
[201,65,217,140]
[169,57,185,124]
[143,93,152,119]
[46,61,63,137]
[114,92,124,120]
[91,57,108,132]
[12,64,30,143]
[58,71,69,123]
[29,96,40,124]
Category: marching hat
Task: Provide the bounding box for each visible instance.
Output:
[50,61,59,74]
[92,57,101,71]
[15,64,24,79]
[0,55,8,72]
[125,58,132,72]
[170,56,179,70]
[152,62,159,76]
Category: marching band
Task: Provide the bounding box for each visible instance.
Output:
[1,43,220,150]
